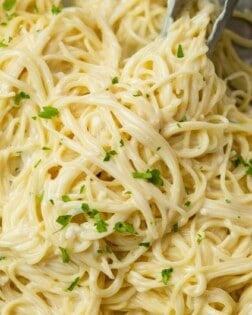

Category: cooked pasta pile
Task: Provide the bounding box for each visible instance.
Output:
[0,0,252,314]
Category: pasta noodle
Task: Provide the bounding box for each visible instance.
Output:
[0,0,252,314]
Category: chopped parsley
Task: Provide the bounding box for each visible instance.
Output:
[119,139,124,147]
[51,4,61,15]
[0,256,6,261]
[67,277,79,291]
[176,44,184,58]
[38,106,59,119]
[161,268,173,285]
[133,91,142,97]
[0,40,8,48]
[225,199,231,204]
[196,233,204,244]
[61,195,71,202]
[232,155,247,167]
[184,200,191,207]
[14,91,30,105]
[132,169,164,186]
[94,213,108,233]
[81,203,108,232]
[232,156,252,175]
[3,0,16,11]
[104,150,117,161]
[56,215,72,229]
[49,199,54,205]
[139,242,150,248]
[59,247,70,263]
[111,76,119,84]
[42,146,50,150]
[156,147,161,151]
[81,203,98,217]
[114,222,137,234]
[79,185,85,194]
[34,159,41,168]
[172,222,179,232]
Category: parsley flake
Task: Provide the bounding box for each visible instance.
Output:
[111,76,119,84]
[94,213,108,233]
[114,222,137,234]
[79,185,85,194]
[59,247,70,263]
[42,146,50,150]
[104,150,117,161]
[161,268,173,285]
[0,40,8,48]
[172,222,179,232]
[139,242,150,248]
[119,139,124,147]
[14,91,30,105]
[232,155,247,167]
[67,277,79,291]
[0,256,6,261]
[34,159,41,168]
[56,215,72,229]
[184,200,191,207]
[132,169,164,186]
[61,195,71,202]
[176,44,184,58]
[51,4,61,15]
[81,203,98,218]
[38,106,59,119]
[3,0,16,11]
[196,233,204,244]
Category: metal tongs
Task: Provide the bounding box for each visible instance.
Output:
[161,0,239,55]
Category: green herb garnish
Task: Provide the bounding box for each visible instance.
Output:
[14,91,30,105]
[132,169,164,186]
[38,106,59,119]
[59,247,70,263]
[196,233,204,244]
[67,277,79,291]
[111,76,119,84]
[139,242,150,248]
[176,44,184,58]
[51,4,61,15]
[161,268,173,285]
[56,215,72,229]
[104,150,117,161]
[34,159,41,168]
[42,146,50,150]
[94,213,108,233]
[172,222,179,232]
[119,139,124,147]
[0,256,6,261]
[79,185,85,193]
[184,200,191,207]
[61,195,71,202]
[114,222,137,234]
[232,155,247,167]
[3,0,16,11]
[0,40,8,48]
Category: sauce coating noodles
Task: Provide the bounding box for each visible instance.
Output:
[0,0,252,314]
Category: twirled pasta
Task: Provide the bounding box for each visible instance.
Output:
[0,0,252,314]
